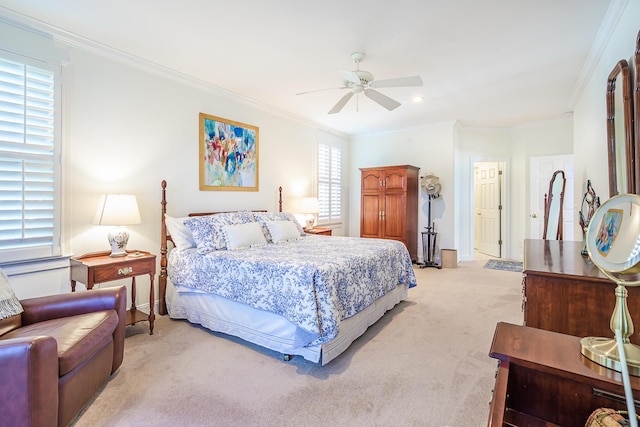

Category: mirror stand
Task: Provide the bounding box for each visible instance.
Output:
[581,279,640,376]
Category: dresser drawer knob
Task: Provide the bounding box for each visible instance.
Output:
[118,267,133,276]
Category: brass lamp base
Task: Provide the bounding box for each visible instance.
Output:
[581,336,640,377]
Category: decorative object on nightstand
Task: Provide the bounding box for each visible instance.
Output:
[93,194,141,257]
[70,250,157,334]
[300,196,319,229]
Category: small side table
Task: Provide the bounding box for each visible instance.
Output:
[70,250,157,334]
[304,227,332,236]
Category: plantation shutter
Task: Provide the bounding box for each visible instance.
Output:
[0,54,61,263]
[318,142,341,223]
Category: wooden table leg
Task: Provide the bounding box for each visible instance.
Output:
[149,274,155,335]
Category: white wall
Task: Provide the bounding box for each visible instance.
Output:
[1,20,348,303]
[573,0,639,210]
[349,122,456,263]
[3,0,638,298]
[349,118,573,263]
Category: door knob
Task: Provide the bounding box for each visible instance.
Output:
[531,214,537,218]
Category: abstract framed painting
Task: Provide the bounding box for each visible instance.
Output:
[199,113,259,191]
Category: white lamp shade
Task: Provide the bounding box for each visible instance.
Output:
[300,197,319,214]
[93,194,141,226]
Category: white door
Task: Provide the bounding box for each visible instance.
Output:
[475,162,502,257]
[529,155,574,240]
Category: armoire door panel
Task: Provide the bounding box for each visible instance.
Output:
[361,193,382,237]
[362,172,383,192]
[383,193,406,240]
[384,170,407,191]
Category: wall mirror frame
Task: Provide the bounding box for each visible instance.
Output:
[543,170,566,240]
[607,59,635,197]
[635,30,640,185]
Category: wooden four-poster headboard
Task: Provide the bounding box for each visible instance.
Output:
[158,180,283,315]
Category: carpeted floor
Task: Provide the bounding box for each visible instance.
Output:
[483,259,523,272]
[72,259,523,427]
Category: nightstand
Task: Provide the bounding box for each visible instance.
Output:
[70,250,157,334]
[304,227,332,236]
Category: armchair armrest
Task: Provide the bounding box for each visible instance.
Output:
[0,336,58,427]
[20,286,126,326]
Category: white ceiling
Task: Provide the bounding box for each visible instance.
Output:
[0,0,613,136]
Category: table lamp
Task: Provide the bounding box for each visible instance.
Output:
[93,194,141,257]
[300,197,319,229]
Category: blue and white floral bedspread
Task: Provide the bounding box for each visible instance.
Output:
[168,235,416,345]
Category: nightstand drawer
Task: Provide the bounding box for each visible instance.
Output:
[92,258,154,282]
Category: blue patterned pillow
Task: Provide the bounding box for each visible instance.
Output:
[184,210,255,252]
[254,212,305,242]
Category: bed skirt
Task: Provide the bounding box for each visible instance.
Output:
[166,282,409,365]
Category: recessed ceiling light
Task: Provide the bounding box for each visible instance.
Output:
[413,96,425,103]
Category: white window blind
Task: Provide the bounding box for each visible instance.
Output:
[318,142,341,224]
[0,54,61,263]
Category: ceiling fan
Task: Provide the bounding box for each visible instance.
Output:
[296,52,423,114]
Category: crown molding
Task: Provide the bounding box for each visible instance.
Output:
[569,0,629,106]
[0,6,348,138]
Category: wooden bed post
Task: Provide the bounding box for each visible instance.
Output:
[159,180,168,315]
[159,183,283,316]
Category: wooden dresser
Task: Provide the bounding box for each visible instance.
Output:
[523,239,640,345]
[359,165,419,262]
[488,322,640,426]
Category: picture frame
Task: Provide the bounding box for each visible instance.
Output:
[199,113,259,191]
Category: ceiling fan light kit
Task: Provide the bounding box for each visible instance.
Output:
[297,51,424,114]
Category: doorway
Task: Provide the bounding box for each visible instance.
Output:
[473,161,505,258]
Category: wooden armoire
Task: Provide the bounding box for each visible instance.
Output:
[359,165,419,262]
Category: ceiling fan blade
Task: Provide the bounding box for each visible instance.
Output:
[364,89,401,111]
[369,75,423,88]
[338,70,361,85]
[328,92,354,114]
[296,86,347,96]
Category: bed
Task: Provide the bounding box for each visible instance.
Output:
[158,180,417,364]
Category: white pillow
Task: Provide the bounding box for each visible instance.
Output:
[223,222,267,250]
[164,215,196,251]
[266,220,302,243]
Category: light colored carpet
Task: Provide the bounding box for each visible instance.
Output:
[72,259,523,427]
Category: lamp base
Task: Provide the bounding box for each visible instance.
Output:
[580,336,640,376]
[108,227,130,257]
[305,216,315,230]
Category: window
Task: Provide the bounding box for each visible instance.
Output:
[317,142,342,225]
[0,53,61,263]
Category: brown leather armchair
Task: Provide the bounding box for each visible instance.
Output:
[0,286,126,427]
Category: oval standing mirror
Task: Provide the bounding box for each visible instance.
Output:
[543,170,566,240]
[607,59,635,197]
[581,193,640,376]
